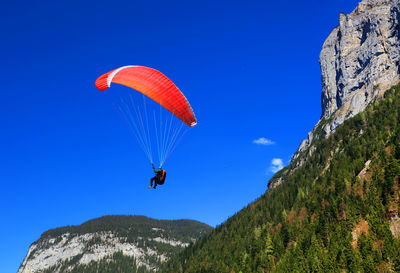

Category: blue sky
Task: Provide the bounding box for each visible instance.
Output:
[1,0,360,271]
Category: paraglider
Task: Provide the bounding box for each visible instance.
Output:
[95,65,196,189]
[149,164,166,189]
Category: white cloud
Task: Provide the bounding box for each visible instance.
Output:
[253,137,275,146]
[270,158,284,173]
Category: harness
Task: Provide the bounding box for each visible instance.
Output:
[153,167,166,185]
[161,170,166,180]
[157,170,166,185]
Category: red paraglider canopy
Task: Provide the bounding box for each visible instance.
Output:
[95,65,197,127]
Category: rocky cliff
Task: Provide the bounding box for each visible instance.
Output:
[18,215,212,273]
[295,0,400,160]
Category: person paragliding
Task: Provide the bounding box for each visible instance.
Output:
[149,164,166,189]
[95,65,196,188]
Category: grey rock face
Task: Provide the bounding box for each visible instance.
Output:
[297,0,400,156]
[18,231,191,273]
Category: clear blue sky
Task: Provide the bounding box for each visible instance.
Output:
[2,0,360,271]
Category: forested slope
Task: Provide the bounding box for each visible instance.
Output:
[161,84,400,272]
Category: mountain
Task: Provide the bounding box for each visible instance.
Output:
[18,215,212,273]
[159,0,400,272]
[160,73,400,273]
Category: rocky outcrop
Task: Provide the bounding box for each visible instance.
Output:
[19,232,149,273]
[390,215,400,238]
[295,0,400,158]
